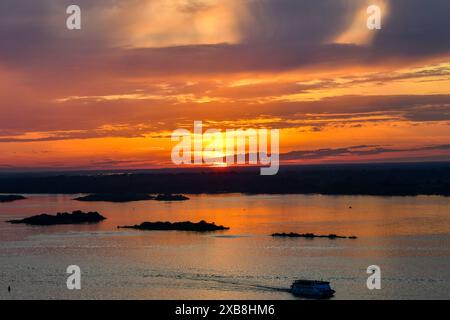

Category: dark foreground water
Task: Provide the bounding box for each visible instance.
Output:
[0,194,449,299]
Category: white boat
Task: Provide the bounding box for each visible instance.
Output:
[290,280,335,299]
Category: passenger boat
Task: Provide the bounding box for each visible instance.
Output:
[290,280,335,299]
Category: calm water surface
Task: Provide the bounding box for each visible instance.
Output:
[0,194,449,299]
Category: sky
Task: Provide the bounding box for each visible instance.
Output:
[0,0,450,171]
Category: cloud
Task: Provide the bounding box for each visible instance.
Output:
[280,144,450,161]
[373,0,450,56]
[0,93,449,142]
[2,0,450,77]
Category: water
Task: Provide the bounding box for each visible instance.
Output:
[0,194,449,299]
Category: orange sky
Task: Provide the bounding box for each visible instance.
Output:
[0,0,450,171]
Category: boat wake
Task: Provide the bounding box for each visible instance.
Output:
[144,271,291,294]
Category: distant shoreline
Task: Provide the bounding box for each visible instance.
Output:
[0,162,449,197]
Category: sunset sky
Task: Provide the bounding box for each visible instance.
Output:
[1,0,450,171]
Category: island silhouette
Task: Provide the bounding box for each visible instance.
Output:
[117,220,229,232]
[7,210,106,225]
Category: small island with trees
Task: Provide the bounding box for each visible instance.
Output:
[74,193,155,202]
[73,193,189,202]
[118,220,229,232]
[7,210,106,226]
[154,194,190,201]
[272,232,357,239]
